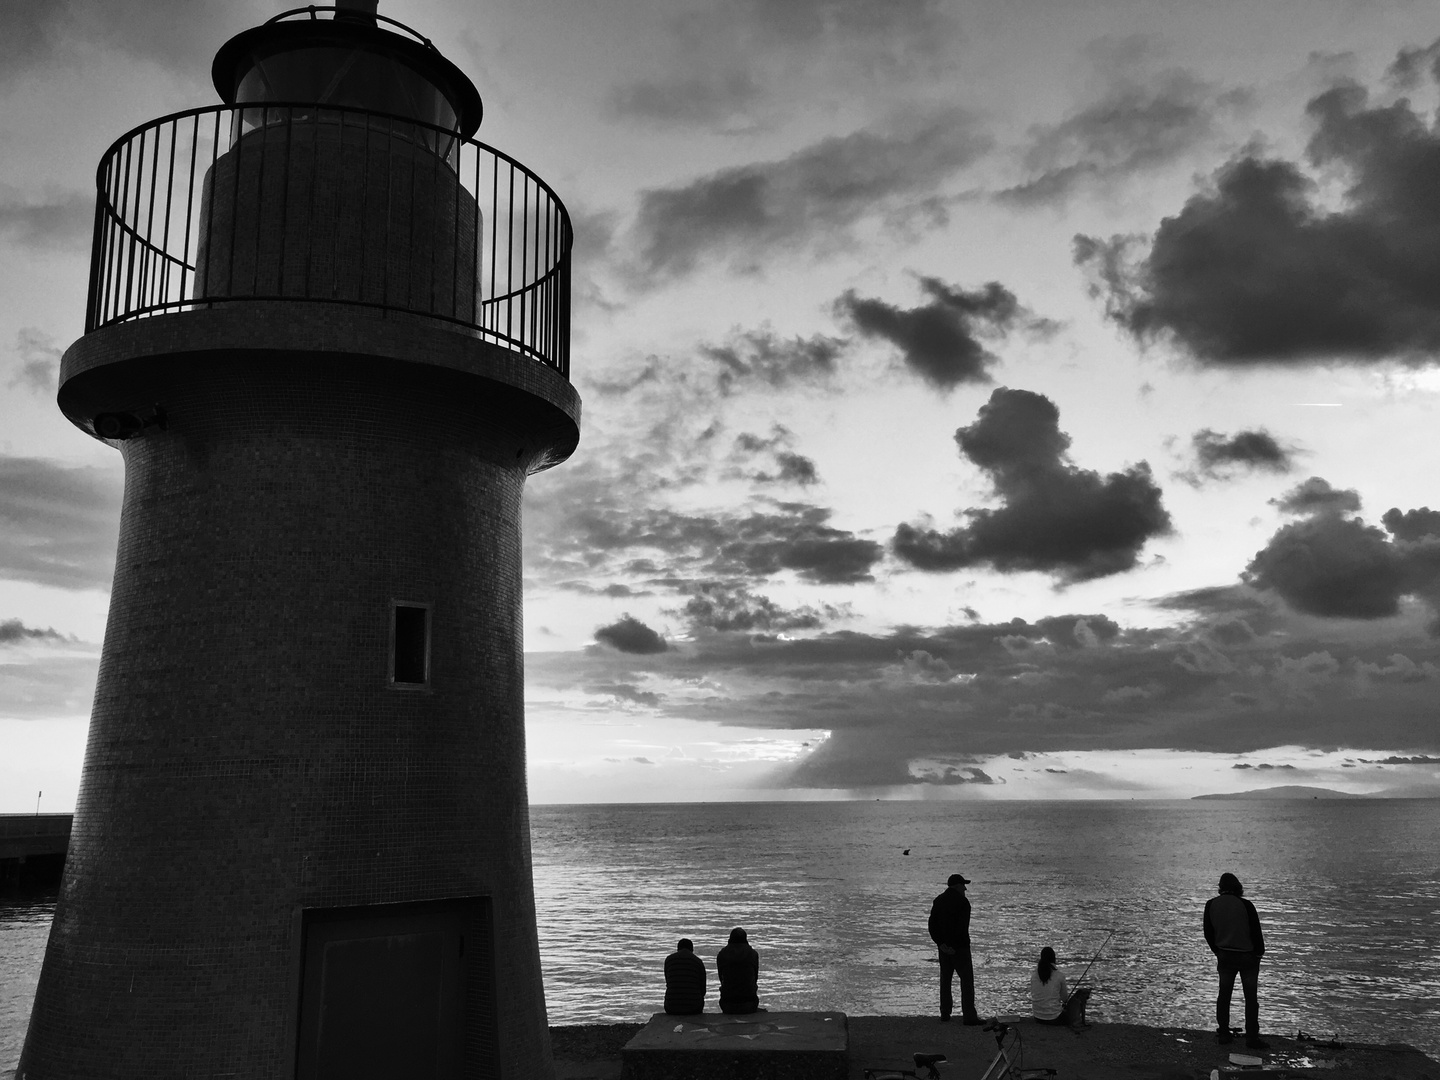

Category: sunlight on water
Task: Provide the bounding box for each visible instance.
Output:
[531,800,1440,1056]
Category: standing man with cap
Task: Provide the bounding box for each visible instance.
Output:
[1203,872,1268,1050]
[929,873,984,1024]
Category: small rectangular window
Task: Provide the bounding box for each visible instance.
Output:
[391,602,431,687]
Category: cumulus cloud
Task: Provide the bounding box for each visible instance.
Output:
[1000,66,1248,206]
[594,615,669,655]
[629,108,987,279]
[1183,428,1296,484]
[1076,52,1440,365]
[892,388,1171,582]
[729,428,821,487]
[1271,476,1362,516]
[1244,477,1440,623]
[0,456,122,590]
[836,277,1052,390]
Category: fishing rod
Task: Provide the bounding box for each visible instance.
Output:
[1065,928,1117,1004]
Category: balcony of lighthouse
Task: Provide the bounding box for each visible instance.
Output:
[82,93,571,380]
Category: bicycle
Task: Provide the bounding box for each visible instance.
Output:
[862,1020,1057,1080]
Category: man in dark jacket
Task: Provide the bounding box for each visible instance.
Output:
[664,938,706,1015]
[928,873,983,1024]
[716,927,761,1014]
[1203,872,1267,1049]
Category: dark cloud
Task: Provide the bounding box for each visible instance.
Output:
[0,189,93,252]
[529,599,1440,790]
[729,428,821,487]
[893,388,1171,582]
[630,109,987,279]
[0,456,122,590]
[1246,514,1404,619]
[911,765,998,786]
[1245,481,1440,623]
[1077,56,1440,366]
[556,581,653,598]
[677,582,843,634]
[1184,428,1296,483]
[836,277,1051,390]
[594,615,669,655]
[1271,476,1362,516]
[1381,506,1440,541]
[0,618,67,645]
[1000,69,1247,207]
[701,330,844,395]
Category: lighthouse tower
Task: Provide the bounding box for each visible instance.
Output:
[21,3,577,1077]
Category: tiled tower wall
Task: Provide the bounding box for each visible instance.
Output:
[20,353,554,1079]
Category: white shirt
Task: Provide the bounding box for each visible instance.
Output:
[1030,969,1069,1021]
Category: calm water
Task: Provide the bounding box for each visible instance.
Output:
[4,800,1438,1070]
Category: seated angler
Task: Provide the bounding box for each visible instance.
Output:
[663,938,707,1015]
[1030,946,1092,1029]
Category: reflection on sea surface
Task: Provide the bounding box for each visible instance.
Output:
[531,800,1440,1057]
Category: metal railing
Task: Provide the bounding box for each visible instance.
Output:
[86,104,571,377]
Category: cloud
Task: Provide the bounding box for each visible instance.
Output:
[1000,66,1248,207]
[1271,476,1361,516]
[0,619,68,645]
[528,597,1440,790]
[701,330,844,395]
[629,108,987,279]
[0,456,122,590]
[588,682,665,707]
[608,0,961,130]
[9,328,63,394]
[594,615,669,655]
[892,388,1171,582]
[1244,478,1440,623]
[729,428,821,486]
[1076,54,1440,365]
[836,277,1051,390]
[676,582,844,634]
[1183,428,1296,483]
[0,188,93,252]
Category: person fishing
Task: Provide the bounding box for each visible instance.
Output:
[1029,946,1092,1028]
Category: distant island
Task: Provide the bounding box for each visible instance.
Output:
[1194,784,1440,800]
[1194,785,1365,800]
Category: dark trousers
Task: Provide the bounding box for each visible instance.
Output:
[938,948,976,1020]
[1215,950,1261,1036]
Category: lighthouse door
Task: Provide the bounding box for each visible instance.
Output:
[296,898,495,1079]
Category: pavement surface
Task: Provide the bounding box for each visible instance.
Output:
[552,1017,1440,1080]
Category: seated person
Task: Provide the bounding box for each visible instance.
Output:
[664,938,706,1015]
[1030,946,1091,1028]
[716,927,762,1014]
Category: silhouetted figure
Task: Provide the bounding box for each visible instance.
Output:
[928,873,983,1024]
[664,938,707,1015]
[1204,872,1268,1050]
[716,927,762,1014]
[1030,946,1091,1028]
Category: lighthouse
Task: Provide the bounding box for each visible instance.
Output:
[20,2,577,1077]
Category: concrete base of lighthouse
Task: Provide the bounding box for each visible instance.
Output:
[20,305,578,1079]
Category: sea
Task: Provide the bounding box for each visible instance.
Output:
[4,799,1438,1071]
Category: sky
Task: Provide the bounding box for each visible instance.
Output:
[4,0,1440,807]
